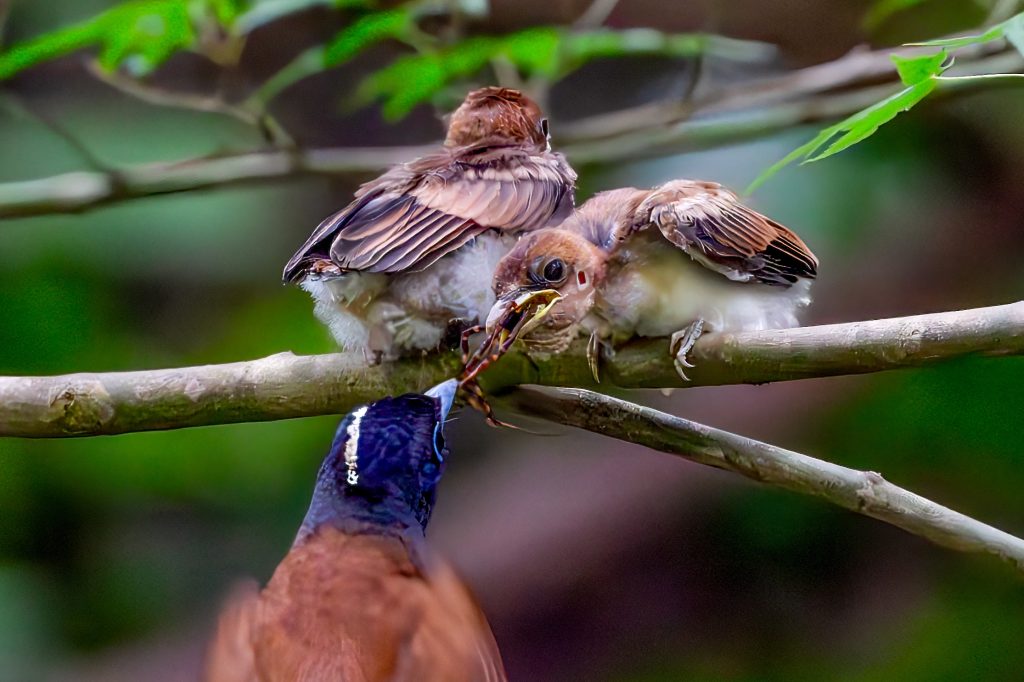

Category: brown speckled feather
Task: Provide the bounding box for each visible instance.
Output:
[283,144,575,280]
[625,179,817,286]
[203,527,506,682]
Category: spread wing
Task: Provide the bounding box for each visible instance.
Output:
[283,146,575,281]
[631,179,818,286]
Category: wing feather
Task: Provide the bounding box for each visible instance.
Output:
[284,147,576,279]
[636,179,818,286]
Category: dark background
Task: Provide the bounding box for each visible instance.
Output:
[2,1,1024,680]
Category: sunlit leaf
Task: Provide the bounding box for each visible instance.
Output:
[0,0,199,81]
[500,27,560,76]
[358,37,498,119]
[892,50,949,85]
[206,0,250,24]
[747,68,945,193]
[907,22,1006,48]
[357,26,773,120]
[324,8,411,66]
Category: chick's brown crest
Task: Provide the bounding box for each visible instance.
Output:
[445,87,547,148]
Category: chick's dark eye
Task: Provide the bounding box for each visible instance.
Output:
[543,258,565,282]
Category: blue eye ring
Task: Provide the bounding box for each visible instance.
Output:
[432,422,445,462]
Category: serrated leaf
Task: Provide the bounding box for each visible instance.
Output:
[892,49,948,85]
[747,79,937,193]
[324,8,411,66]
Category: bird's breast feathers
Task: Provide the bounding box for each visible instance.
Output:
[596,236,812,340]
[303,233,515,355]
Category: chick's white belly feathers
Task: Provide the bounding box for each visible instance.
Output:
[301,233,515,356]
[594,246,812,341]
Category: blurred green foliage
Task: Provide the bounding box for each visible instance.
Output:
[2,0,1024,680]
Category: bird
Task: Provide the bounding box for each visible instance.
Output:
[283,86,577,360]
[473,179,818,381]
[203,380,508,682]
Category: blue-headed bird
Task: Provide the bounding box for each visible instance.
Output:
[204,380,506,682]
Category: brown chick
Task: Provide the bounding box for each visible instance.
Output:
[481,179,818,380]
[283,87,577,359]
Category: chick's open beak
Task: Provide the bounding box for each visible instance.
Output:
[463,288,563,385]
[485,289,563,343]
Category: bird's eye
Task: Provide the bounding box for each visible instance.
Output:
[543,258,566,283]
[541,118,550,137]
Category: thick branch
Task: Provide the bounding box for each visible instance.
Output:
[0,301,1021,438]
[1,44,1018,219]
[507,386,1024,574]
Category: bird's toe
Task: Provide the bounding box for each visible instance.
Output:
[669,319,705,382]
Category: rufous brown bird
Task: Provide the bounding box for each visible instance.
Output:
[473,179,818,381]
[283,86,577,360]
[203,380,507,682]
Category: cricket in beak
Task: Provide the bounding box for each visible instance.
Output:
[457,288,563,426]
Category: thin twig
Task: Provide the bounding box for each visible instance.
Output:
[87,62,262,127]
[86,62,296,148]
[507,386,1024,574]
[2,41,1018,219]
[0,301,1021,438]
[573,0,621,29]
[0,93,111,171]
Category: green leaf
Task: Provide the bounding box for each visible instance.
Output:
[500,27,560,76]
[357,37,499,119]
[892,49,948,85]
[747,75,943,193]
[0,0,200,81]
[324,8,411,66]
[206,0,250,25]
[356,26,775,120]
[810,80,936,161]
[1004,13,1024,58]
[907,22,1005,48]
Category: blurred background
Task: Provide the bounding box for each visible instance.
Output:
[2,0,1024,680]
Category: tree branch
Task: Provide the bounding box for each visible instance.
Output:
[0,301,1021,438]
[507,386,1024,574]
[1,42,1018,219]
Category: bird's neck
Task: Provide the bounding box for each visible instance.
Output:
[298,473,427,544]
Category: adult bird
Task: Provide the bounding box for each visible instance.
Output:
[203,380,507,682]
[474,179,818,381]
[283,86,577,360]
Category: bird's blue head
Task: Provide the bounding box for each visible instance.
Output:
[300,380,458,539]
